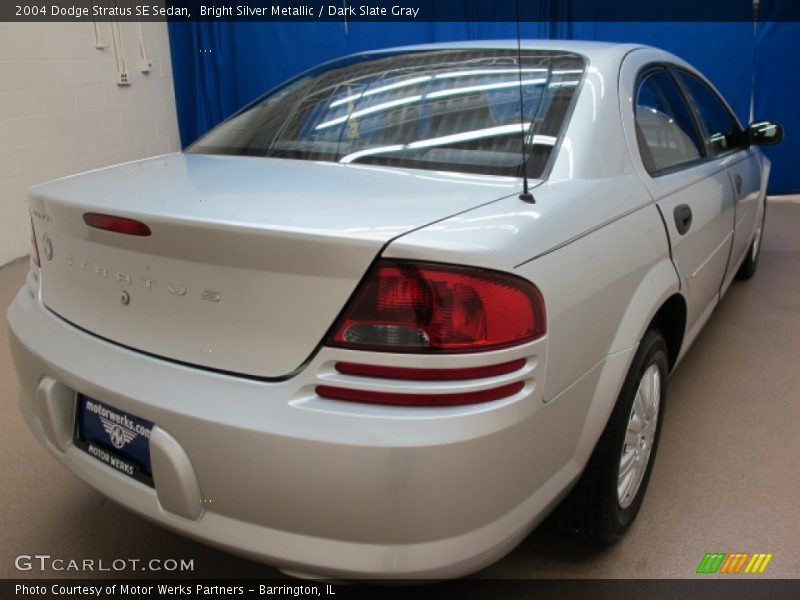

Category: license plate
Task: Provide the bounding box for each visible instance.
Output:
[74,395,154,487]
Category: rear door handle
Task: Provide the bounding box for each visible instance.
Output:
[674,204,693,235]
[735,173,743,196]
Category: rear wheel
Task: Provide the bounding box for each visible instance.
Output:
[553,329,668,544]
[736,200,766,280]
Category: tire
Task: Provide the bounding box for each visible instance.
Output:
[552,329,669,544]
[735,199,766,281]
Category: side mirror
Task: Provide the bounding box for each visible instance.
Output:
[746,120,784,146]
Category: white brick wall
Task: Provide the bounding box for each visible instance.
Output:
[0,21,181,266]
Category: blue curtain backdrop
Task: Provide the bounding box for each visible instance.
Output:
[754,0,800,194]
[168,4,796,193]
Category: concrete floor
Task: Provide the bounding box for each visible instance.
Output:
[1,197,799,580]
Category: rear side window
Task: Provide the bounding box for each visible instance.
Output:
[635,69,703,174]
[677,71,740,155]
[189,49,585,178]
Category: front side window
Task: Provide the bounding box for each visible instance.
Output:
[189,49,585,178]
[677,70,741,155]
[635,68,703,174]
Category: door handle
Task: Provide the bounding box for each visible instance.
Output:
[674,204,693,235]
[735,173,743,196]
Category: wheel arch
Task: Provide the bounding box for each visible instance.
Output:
[646,293,687,372]
[570,257,682,474]
[607,257,682,361]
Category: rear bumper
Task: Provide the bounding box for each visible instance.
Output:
[7,283,601,579]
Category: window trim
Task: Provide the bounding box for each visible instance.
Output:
[633,62,750,179]
[633,64,708,177]
[668,65,746,159]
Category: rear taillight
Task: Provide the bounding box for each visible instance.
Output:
[327,260,545,353]
[335,359,526,381]
[316,382,524,407]
[30,217,40,267]
[83,213,151,236]
[320,358,529,407]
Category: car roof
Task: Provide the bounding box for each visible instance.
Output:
[358,39,647,62]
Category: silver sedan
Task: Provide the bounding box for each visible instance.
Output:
[8,40,782,579]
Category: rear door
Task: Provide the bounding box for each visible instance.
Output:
[674,68,763,281]
[620,50,736,343]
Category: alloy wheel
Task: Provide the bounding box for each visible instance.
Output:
[617,364,661,509]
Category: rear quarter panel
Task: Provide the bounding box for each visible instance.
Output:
[386,176,679,464]
[387,45,682,471]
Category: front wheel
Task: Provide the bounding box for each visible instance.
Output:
[553,329,669,544]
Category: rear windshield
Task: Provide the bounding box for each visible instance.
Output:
[189,49,585,178]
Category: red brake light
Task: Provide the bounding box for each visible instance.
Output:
[327,261,545,353]
[30,217,40,267]
[316,382,524,407]
[83,213,151,236]
[335,359,526,381]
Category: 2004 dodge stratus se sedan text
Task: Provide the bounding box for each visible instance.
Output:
[8,41,782,579]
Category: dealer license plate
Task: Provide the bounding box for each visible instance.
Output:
[74,395,154,486]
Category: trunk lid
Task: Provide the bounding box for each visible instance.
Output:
[30,153,518,377]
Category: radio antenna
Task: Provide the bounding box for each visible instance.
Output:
[515,0,535,203]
